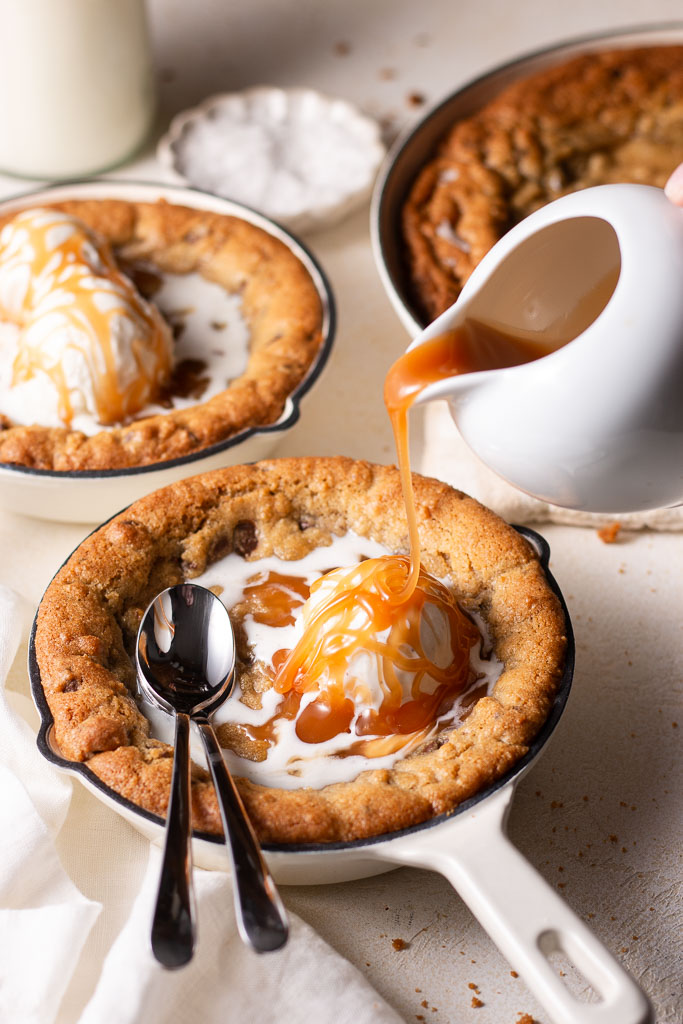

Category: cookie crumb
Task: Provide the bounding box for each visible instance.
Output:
[517,1015,537,1024]
[421,999,429,1008]
[510,970,519,978]
[597,521,621,544]
[407,91,426,107]
[392,938,408,951]
[468,983,479,992]
[333,41,351,57]
[471,996,484,1008]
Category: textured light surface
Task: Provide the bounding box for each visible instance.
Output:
[0,1,681,1022]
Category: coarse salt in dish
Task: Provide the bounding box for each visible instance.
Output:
[158,87,386,233]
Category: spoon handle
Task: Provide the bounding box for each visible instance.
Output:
[194,716,289,953]
[151,710,196,969]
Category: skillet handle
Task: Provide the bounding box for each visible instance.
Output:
[382,786,652,1024]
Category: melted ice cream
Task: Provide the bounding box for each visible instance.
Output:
[142,532,503,790]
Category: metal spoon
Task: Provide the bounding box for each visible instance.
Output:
[136,582,289,968]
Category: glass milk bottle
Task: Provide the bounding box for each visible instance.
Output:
[0,0,156,178]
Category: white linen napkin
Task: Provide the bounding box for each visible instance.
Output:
[419,402,683,530]
[0,585,403,1024]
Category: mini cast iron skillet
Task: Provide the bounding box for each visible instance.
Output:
[30,526,652,1024]
[0,180,336,523]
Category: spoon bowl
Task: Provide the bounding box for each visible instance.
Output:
[137,584,236,717]
[137,583,289,967]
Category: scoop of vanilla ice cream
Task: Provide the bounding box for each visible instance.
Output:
[299,561,455,713]
[0,208,173,427]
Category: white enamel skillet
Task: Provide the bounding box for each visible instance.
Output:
[29,525,652,1024]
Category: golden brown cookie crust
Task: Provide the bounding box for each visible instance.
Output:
[0,199,323,470]
[403,46,683,322]
[34,457,567,843]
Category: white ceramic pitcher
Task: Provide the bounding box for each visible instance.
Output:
[411,184,683,513]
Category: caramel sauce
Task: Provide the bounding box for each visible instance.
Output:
[4,211,172,427]
[243,569,311,628]
[227,318,562,759]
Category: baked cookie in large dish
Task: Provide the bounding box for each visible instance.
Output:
[403,46,683,321]
[33,457,568,844]
[0,198,323,471]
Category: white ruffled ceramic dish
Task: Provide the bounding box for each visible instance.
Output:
[0,180,335,523]
[157,87,386,234]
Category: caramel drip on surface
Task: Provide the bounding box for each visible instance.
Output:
[1,209,172,426]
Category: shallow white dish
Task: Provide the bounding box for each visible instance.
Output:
[157,87,386,234]
[0,180,335,523]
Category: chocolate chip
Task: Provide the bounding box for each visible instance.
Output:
[63,679,80,692]
[298,517,314,531]
[233,520,257,556]
[121,261,163,298]
[209,533,231,562]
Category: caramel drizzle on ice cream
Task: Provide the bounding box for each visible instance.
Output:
[0,209,172,426]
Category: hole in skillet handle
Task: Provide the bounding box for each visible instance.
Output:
[538,930,604,1006]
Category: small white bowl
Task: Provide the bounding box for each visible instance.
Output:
[0,180,335,523]
[158,87,386,234]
